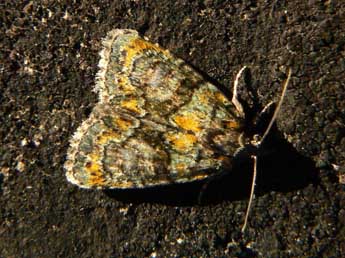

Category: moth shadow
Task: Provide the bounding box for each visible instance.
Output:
[231,131,318,200]
[104,129,318,206]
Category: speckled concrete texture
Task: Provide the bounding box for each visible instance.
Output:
[1,1,344,257]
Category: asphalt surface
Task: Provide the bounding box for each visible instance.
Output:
[1,1,344,257]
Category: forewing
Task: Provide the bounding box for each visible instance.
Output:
[65,103,173,188]
[65,29,244,189]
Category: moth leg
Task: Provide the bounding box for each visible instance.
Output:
[253,101,276,142]
[260,101,275,116]
[232,66,248,118]
[257,101,275,126]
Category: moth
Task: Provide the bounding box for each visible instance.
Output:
[64,29,291,231]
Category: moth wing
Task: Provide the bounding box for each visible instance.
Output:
[65,29,244,189]
[65,103,173,189]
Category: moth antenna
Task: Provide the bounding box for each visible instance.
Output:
[232,66,247,118]
[259,68,292,146]
[241,155,257,232]
[242,68,291,232]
